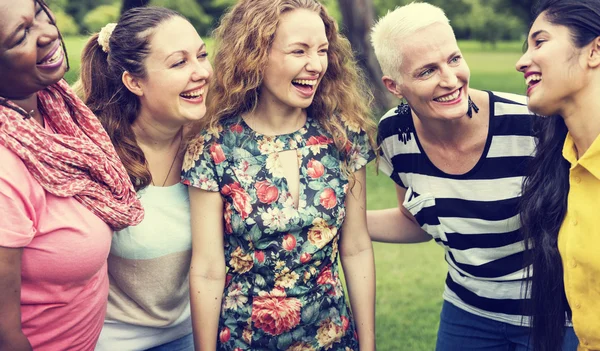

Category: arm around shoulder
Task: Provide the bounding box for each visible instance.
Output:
[367,184,431,244]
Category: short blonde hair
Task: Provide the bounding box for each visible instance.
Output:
[371,2,451,81]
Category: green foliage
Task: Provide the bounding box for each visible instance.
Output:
[65,0,115,28]
[45,0,69,10]
[82,3,121,33]
[150,0,212,36]
[53,9,80,36]
[454,0,525,43]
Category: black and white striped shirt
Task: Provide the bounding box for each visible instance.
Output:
[378,91,535,326]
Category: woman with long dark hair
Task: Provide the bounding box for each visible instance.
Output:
[0,0,142,349]
[517,0,600,350]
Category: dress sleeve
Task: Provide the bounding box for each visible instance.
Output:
[181,132,221,192]
[0,146,37,248]
[346,126,376,173]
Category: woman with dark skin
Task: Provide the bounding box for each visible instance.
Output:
[517,0,600,350]
[0,0,142,350]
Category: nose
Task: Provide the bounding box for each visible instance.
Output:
[37,13,59,47]
[515,51,531,73]
[306,54,323,74]
[191,60,212,82]
[439,67,458,88]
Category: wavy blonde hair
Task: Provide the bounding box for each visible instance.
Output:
[201,0,376,175]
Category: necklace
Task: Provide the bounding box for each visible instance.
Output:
[151,130,183,187]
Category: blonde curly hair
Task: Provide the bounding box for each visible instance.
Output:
[200,0,376,175]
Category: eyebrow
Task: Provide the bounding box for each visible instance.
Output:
[164,43,206,62]
[286,41,329,48]
[411,50,461,75]
[530,30,548,40]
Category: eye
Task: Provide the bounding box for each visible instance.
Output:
[292,49,305,55]
[534,39,546,47]
[171,59,186,68]
[197,52,208,59]
[318,48,328,55]
[419,68,434,77]
[14,27,31,46]
[450,55,462,64]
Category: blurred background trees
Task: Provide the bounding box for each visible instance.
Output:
[47,0,532,111]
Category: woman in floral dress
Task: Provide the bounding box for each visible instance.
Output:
[181,0,376,350]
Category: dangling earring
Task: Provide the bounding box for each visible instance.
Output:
[395,99,410,116]
[467,95,479,118]
[394,99,413,145]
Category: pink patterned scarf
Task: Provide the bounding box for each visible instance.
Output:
[0,79,143,230]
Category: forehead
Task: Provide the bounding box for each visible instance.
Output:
[0,0,34,43]
[399,22,459,70]
[273,9,327,46]
[147,16,203,58]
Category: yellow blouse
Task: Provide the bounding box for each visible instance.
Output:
[559,133,600,351]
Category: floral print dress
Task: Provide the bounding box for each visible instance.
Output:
[181,116,374,351]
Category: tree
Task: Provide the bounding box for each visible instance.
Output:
[121,0,151,14]
[338,0,395,113]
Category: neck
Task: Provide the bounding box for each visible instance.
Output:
[132,112,183,150]
[561,83,600,158]
[11,94,43,126]
[245,98,306,135]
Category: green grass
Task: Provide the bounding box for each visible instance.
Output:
[61,37,525,351]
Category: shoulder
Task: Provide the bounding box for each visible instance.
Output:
[488,91,537,137]
[0,144,35,185]
[378,105,411,140]
[489,91,532,116]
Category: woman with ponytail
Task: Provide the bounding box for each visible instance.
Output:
[0,0,143,350]
[517,0,600,350]
[77,7,212,351]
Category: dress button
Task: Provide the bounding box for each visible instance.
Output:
[574,302,581,309]
[574,176,581,184]
[570,259,577,268]
[572,218,578,226]
[583,339,589,346]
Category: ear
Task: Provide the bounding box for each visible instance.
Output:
[382,76,403,99]
[121,71,144,97]
[587,36,600,69]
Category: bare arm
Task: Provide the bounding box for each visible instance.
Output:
[367,184,431,243]
[188,187,226,351]
[0,247,32,351]
[339,168,376,350]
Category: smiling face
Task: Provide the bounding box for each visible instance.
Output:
[387,22,470,122]
[259,8,329,113]
[516,12,588,117]
[0,0,66,100]
[133,16,212,126]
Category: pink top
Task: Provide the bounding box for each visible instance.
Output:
[0,142,112,350]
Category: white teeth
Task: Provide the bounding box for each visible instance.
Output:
[292,79,317,86]
[41,48,61,64]
[525,74,542,86]
[434,89,460,102]
[180,88,204,98]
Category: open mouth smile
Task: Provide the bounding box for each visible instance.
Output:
[292,78,318,98]
[433,87,462,104]
[180,87,205,104]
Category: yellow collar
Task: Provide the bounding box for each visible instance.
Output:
[562,132,600,179]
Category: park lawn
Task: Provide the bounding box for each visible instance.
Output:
[62,36,525,351]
